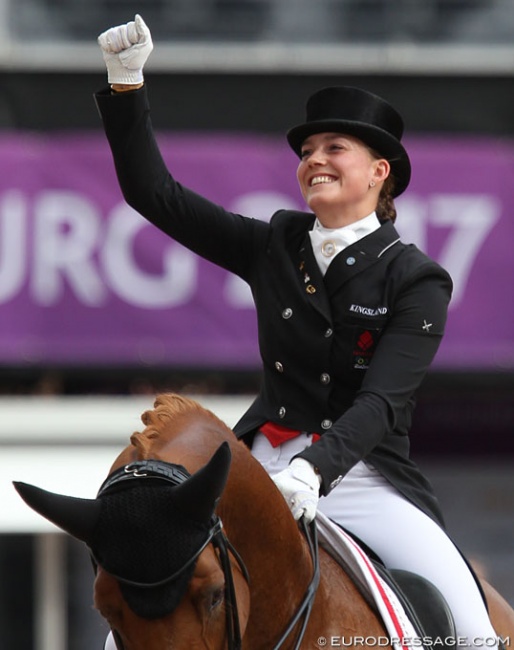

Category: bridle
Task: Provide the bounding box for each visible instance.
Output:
[97,459,319,650]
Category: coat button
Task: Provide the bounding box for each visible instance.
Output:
[275,361,284,372]
[346,256,356,266]
[324,327,333,338]
[321,419,332,429]
[320,373,331,384]
[278,407,286,418]
[282,308,293,319]
[306,284,316,294]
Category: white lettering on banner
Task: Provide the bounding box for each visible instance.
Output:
[32,191,106,306]
[395,195,427,250]
[101,204,197,308]
[429,194,500,306]
[396,194,500,307]
[0,191,198,308]
[0,189,501,310]
[0,191,27,302]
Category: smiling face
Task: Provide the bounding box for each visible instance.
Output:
[296,132,390,228]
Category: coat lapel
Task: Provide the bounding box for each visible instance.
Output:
[293,231,333,323]
[283,215,401,321]
[324,221,402,296]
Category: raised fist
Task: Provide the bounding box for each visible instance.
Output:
[98,14,153,85]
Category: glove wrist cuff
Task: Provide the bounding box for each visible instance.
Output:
[107,65,144,85]
[289,458,321,489]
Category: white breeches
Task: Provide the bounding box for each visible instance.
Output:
[252,432,499,649]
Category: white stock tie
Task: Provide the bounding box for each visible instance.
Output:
[309,223,359,276]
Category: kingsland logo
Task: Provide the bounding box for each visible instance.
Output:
[350,304,388,316]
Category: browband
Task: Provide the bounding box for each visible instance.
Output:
[97,460,191,497]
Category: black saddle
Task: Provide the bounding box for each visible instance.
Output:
[374,563,456,647]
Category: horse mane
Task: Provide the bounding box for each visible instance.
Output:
[129,393,233,458]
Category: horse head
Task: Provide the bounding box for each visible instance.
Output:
[14,402,252,649]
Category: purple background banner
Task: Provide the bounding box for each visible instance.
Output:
[0,132,512,369]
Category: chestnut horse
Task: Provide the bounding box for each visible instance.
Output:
[14,393,514,649]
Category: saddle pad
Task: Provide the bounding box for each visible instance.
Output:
[316,511,421,650]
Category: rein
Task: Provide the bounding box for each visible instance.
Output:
[96,459,319,650]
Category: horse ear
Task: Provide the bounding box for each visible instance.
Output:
[173,441,232,522]
[13,481,101,544]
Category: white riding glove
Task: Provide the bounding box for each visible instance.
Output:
[272,458,321,524]
[97,14,153,85]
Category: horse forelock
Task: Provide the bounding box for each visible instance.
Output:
[129,393,233,457]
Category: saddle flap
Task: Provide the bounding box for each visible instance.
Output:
[376,566,457,645]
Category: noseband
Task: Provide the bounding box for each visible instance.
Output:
[97,459,319,650]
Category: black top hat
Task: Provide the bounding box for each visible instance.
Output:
[287,86,411,197]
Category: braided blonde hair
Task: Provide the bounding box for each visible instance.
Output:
[367,143,398,223]
[376,174,397,223]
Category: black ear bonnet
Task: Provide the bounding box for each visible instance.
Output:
[14,443,232,619]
